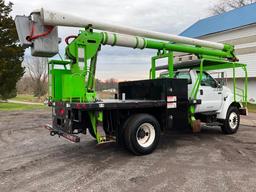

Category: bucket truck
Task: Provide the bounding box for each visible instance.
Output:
[15,9,248,155]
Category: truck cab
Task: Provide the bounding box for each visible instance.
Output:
[174,70,224,113]
[163,69,247,134]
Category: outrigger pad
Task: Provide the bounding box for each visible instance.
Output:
[191,120,201,133]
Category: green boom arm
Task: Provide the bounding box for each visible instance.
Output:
[49,29,238,102]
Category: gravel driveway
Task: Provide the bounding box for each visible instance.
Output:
[0,109,255,192]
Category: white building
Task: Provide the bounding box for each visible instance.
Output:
[180,3,256,103]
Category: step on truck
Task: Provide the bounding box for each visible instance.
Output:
[15,9,248,155]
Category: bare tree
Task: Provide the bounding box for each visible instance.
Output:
[16,76,34,94]
[95,78,118,91]
[211,0,256,15]
[24,57,48,97]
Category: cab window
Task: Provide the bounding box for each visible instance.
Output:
[174,71,192,84]
[197,71,217,88]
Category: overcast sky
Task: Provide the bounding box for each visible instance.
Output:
[10,0,216,81]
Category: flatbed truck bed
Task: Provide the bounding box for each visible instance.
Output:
[47,79,191,150]
[70,99,166,110]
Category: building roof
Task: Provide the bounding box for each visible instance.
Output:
[180,3,256,38]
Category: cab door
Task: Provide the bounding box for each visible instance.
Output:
[196,71,223,112]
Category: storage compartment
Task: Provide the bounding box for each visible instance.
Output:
[62,74,85,100]
[49,69,71,101]
[119,78,187,101]
[119,78,189,132]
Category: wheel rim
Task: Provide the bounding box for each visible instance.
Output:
[136,123,155,148]
[229,112,238,129]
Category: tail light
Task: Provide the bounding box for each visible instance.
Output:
[55,108,65,116]
[58,108,65,116]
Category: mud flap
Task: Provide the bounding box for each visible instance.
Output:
[191,120,201,133]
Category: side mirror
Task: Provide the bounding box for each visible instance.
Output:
[217,83,223,89]
[218,79,225,86]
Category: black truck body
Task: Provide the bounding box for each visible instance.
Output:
[48,78,190,143]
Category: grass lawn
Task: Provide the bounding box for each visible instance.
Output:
[10,94,47,103]
[0,102,47,111]
[13,94,35,102]
[12,94,47,103]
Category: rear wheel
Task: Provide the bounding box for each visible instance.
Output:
[221,106,240,134]
[124,114,160,155]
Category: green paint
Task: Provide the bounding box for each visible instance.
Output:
[168,52,174,78]
[89,111,104,143]
[150,57,156,79]
[233,66,236,101]
[150,51,174,79]
[146,40,234,59]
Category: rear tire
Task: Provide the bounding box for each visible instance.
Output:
[124,114,160,155]
[221,106,240,134]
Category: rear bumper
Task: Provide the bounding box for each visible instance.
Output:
[44,124,80,143]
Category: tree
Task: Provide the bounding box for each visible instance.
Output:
[0,0,24,99]
[24,57,48,97]
[95,78,118,91]
[16,76,34,94]
[211,0,256,15]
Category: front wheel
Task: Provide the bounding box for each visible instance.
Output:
[124,114,160,155]
[221,106,240,134]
